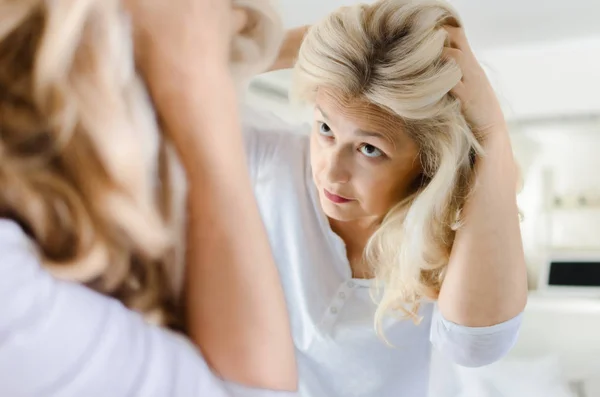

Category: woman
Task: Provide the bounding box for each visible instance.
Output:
[242,0,528,395]
[0,0,296,395]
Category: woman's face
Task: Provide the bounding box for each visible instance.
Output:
[310,90,422,224]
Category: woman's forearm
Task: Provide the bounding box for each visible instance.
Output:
[438,126,528,327]
[155,68,297,391]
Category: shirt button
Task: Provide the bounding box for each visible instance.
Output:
[347,281,355,288]
[330,307,338,314]
[338,292,346,299]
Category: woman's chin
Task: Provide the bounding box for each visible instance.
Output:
[319,197,358,222]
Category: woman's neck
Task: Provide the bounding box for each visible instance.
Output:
[328,217,379,279]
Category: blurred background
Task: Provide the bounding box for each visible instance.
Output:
[246,1,600,396]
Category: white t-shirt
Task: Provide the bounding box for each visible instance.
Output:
[241,106,523,397]
[0,219,296,397]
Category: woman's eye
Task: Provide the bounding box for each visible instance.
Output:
[359,144,383,158]
[318,122,333,137]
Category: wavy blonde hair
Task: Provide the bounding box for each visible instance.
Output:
[0,0,282,328]
[292,0,483,332]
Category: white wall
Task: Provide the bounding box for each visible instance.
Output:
[481,37,600,121]
[510,119,600,288]
[480,36,600,284]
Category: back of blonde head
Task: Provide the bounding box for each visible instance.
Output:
[0,0,282,327]
[292,0,483,332]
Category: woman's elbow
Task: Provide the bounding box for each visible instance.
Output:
[441,334,518,368]
[212,353,298,393]
[431,312,523,368]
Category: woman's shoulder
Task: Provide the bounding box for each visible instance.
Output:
[0,219,45,291]
[0,219,35,254]
[241,104,310,147]
[241,104,306,132]
[241,104,311,178]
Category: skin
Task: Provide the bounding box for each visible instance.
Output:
[274,25,528,327]
[437,27,528,328]
[123,0,297,391]
[268,25,310,72]
[310,90,421,277]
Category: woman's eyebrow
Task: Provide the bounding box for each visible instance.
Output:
[315,105,329,120]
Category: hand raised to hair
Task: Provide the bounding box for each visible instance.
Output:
[443,27,506,136]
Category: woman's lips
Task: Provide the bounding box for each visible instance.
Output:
[323,189,353,204]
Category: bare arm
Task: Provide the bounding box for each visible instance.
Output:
[125,0,297,391]
[438,127,528,326]
[267,26,309,72]
[173,69,296,391]
[437,27,528,327]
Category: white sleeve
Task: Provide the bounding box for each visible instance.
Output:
[0,219,296,397]
[429,304,523,368]
[240,104,307,183]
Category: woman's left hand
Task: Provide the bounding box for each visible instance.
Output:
[443,27,506,135]
[268,25,310,72]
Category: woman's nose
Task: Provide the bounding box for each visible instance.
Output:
[322,148,350,184]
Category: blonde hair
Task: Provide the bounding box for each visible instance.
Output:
[0,0,282,327]
[292,0,483,332]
